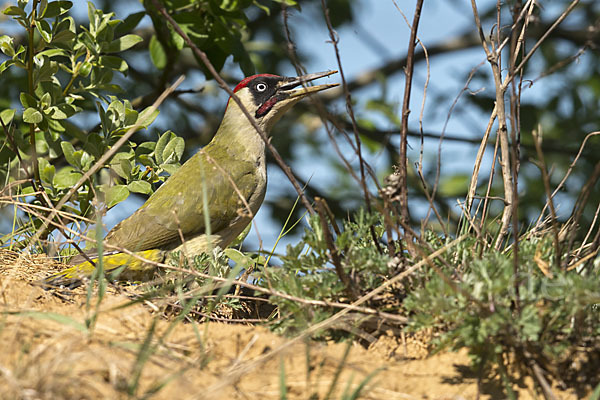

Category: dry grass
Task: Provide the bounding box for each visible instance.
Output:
[0,250,577,399]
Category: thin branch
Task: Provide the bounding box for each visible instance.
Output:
[319,0,382,252]
[315,197,359,301]
[470,0,515,250]
[532,128,561,269]
[398,0,425,246]
[533,131,600,230]
[502,0,581,90]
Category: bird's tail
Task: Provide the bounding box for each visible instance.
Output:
[43,249,166,288]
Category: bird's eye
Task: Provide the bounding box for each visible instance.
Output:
[255,83,267,92]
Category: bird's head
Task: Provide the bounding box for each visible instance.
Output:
[223,70,338,133]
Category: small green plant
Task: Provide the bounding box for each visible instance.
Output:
[257,209,396,336]
[404,235,600,392]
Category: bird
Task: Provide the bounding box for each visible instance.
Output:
[47,70,338,285]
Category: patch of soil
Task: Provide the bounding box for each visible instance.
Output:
[0,250,578,399]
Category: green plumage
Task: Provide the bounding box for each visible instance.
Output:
[44,70,338,286]
[105,141,260,251]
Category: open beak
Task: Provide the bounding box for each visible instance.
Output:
[280,70,339,99]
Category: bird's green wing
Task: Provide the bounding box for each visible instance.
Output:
[104,142,260,251]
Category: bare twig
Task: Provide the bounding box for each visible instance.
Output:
[534,131,600,228]
[315,197,359,301]
[470,0,515,250]
[466,107,498,215]
[565,161,600,256]
[576,181,600,259]
[391,1,433,228]
[502,0,581,89]
[397,0,425,247]
[532,128,561,269]
[319,0,383,253]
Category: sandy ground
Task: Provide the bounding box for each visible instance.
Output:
[0,250,578,399]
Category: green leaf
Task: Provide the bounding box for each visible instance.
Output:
[136,142,156,168]
[170,28,185,50]
[53,166,82,189]
[104,185,129,208]
[127,180,152,195]
[38,158,55,183]
[35,19,53,42]
[160,163,180,175]
[252,1,270,14]
[0,60,16,74]
[45,104,79,120]
[98,55,128,73]
[136,141,155,155]
[109,152,133,180]
[3,6,27,19]
[60,141,78,167]
[97,101,108,136]
[79,151,93,171]
[0,35,15,57]
[20,93,37,108]
[162,136,185,163]
[123,107,138,127]
[37,48,67,58]
[111,158,132,180]
[220,0,241,12]
[224,248,254,268]
[34,58,58,85]
[154,131,173,165]
[149,35,167,70]
[105,34,143,53]
[136,107,159,129]
[23,108,43,124]
[36,81,62,104]
[115,11,145,36]
[39,92,51,108]
[37,0,48,19]
[41,1,72,19]
[272,0,297,5]
[0,109,16,125]
[52,29,76,43]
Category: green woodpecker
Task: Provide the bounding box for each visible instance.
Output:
[48,70,338,284]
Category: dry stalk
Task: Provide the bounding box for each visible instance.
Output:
[532,129,561,270]
[391,1,435,231]
[466,106,498,215]
[564,161,600,256]
[577,201,600,259]
[534,131,600,229]
[318,0,383,254]
[315,197,359,301]
[470,0,515,250]
[397,0,424,250]
[477,126,501,238]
